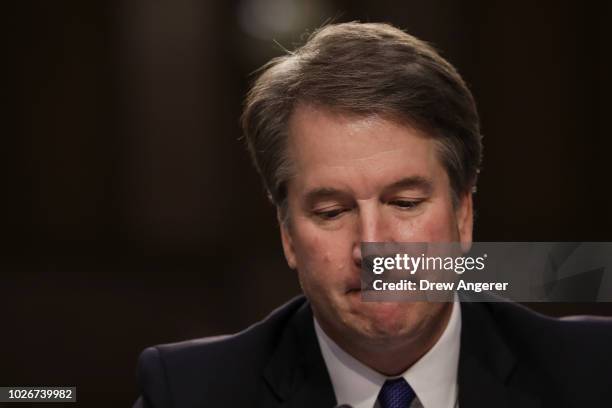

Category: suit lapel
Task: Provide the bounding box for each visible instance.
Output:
[264,296,543,408]
[458,300,541,408]
[263,300,337,408]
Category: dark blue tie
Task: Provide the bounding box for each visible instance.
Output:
[378,378,416,408]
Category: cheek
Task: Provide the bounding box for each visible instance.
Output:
[393,203,459,242]
[294,229,328,263]
[293,220,351,261]
[292,223,354,285]
[430,210,457,238]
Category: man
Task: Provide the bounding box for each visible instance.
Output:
[134,22,612,407]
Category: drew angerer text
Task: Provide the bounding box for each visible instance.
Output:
[371,279,509,293]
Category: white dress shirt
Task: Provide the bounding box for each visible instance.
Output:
[314,296,461,408]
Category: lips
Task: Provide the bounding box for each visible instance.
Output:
[346,281,362,293]
[347,255,380,292]
[344,271,363,293]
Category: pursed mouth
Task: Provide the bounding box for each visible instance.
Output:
[345,274,364,293]
[345,279,363,293]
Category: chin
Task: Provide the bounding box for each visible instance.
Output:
[348,301,440,341]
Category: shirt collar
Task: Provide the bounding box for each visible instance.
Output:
[314,295,461,408]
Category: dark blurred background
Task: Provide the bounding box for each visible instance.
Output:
[5,0,612,406]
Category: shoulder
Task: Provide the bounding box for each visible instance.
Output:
[141,295,307,372]
[136,295,308,407]
[461,293,612,354]
[463,299,612,403]
[480,300,612,354]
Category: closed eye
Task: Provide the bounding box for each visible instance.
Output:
[313,207,349,220]
[389,199,423,210]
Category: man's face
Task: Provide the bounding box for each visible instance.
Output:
[279,105,473,348]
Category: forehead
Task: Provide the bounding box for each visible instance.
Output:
[286,105,447,197]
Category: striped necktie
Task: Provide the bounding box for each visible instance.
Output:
[378,378,416,408]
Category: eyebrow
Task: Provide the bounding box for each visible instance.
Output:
[302,176,434,207]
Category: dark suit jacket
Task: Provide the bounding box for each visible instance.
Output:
[134,296,612,407]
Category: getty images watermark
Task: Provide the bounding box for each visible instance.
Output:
[361,242,612,302]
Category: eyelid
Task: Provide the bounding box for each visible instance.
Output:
[312,205,351,220]
[312,203,343,212]
[388,198,425,209]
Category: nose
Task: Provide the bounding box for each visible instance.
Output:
[359,203,388,242]
[352,202,390,267]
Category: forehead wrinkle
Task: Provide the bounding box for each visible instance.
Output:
[313,147,418,170]
[288,106,436,169]
[303,145,436,198]
[305,167,378,202]
[335,147,405,164]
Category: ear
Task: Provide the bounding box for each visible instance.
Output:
[456,191,474,253]
[277,209,297,269]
